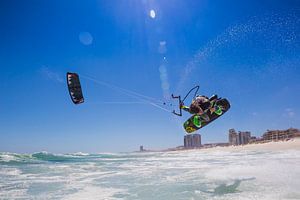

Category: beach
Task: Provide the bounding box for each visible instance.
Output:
[199,138,300,152]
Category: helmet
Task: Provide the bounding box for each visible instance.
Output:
[199,101,210,111]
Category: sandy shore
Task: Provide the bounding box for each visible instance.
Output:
[200,138,300,152]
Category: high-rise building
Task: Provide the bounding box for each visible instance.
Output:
[140,145,144,152]
[229,129,238,145]
[238,131,251,145]
[229,129,251,145]
[184,134,201,148]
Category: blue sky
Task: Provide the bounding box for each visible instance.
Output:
[0,0,299,153]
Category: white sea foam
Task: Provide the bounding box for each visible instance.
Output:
[0,154,15,162]
[71,152,90,156]
[0,168,22,176]
[62,186,126,200]
[0,149,300,199]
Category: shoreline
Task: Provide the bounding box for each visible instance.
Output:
[225,137,300,151]
[171,138,300,152]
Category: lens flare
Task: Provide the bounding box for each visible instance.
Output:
[150,9,156,18]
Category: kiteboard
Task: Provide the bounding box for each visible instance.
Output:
[183,98,230,133]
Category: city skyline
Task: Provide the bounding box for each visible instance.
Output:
[181,127,300,150]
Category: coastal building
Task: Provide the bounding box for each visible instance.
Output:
[140,146,144,152]
[184,134,201,148]
[229,129,251,145]
[263,128,300,141]
[249,136,261,143]
[250,136,257,141]
[238,131,251,145]
[229,129,238,145]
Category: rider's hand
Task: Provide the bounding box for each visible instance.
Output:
[210,107,216,114]
[180,102,184,109]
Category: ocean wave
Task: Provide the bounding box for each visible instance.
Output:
[0,151,139,164]
[0,152,34,164]
[32,151,87,162]
[0,152,83,164]
[69,152,90,156]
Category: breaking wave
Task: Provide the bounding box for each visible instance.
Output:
[0,152,122,164]
[0,151,157,164]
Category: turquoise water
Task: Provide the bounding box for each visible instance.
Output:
[1,150,300,200]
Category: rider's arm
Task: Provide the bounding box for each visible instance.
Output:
[181,105,190,112]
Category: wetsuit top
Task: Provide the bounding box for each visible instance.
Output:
[181,95,210,114]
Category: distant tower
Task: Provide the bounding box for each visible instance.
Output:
[140,145,144,152]
[229,129,238,145]
[238,131,251,145]
[184,134,201,148]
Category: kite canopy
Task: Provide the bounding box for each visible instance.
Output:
[66,72,84,104]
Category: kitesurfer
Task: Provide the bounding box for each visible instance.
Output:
[172,86,230,133]
[180,95,222,121]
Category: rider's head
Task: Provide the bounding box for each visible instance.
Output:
[200,102,210,111]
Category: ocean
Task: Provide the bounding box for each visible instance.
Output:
[1,149,300,200]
